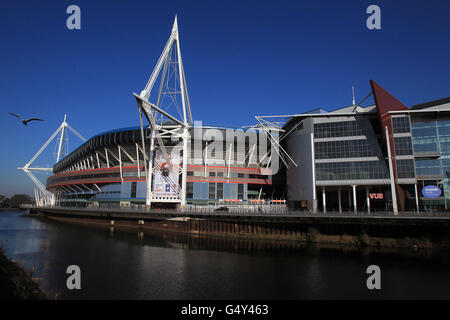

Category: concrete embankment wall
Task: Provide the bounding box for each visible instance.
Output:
[29,207,450,249]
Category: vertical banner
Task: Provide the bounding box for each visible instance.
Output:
[153,150,180,199]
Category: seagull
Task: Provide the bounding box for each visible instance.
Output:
[9,113,45,125]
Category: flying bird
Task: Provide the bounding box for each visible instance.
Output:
[9,113,45,125]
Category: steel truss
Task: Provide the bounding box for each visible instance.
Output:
[134,16,192,207]
[253,116,298,169]
[18,114,86,206]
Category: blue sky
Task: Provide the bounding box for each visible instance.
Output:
[0,0,449,197]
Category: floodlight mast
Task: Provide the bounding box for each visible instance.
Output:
[18,115,86,206]
[135,16,192,208]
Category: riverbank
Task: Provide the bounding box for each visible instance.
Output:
[0,246,47,300]
[0,208,24,212]
[46,216,446,257]
[37,208,450,250]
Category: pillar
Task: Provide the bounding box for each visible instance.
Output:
[414,184,420,214]
[338,188,342,214]
[352,185,357,214]
[366,186,370,215]
[322,187,326,213]
[385,126,398,215]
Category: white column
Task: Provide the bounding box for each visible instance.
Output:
[105,148,110,168]
[352,185,357,214]
[96,152,100,168]
[118,146,123,182]
[311,133,317,210]
[338,188,342,213]
[180,126,189,207]
[322,187,326,213]
[366,187,371,215]
[56,119,66,163]
[385,126,398,215]
[146,130,155,206]
[204,142,208,178]
[414,184,420,214]
[136,143,140,178]
[227,143,232,180]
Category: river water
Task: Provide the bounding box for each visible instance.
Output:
[1,210,450,299]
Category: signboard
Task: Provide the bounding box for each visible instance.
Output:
[153,150,180,200]
[421,185,442,199]
[369,193,383,200]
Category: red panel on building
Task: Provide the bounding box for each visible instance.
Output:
[370,80,410,211]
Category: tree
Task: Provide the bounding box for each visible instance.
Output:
[0,195,7,208]
[7,194,32,208]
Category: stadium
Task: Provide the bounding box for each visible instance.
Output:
[24,17,450,214]
[35,17,286,211]
[46,124,284,209]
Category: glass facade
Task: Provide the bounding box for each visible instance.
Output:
[314,119,388,182]
[412,122,439,154]
[415,159,442,177]
[314,121,364,139]
[185,181,248,202]
[315,139,378,159]
[316,161,389,181]
[411,119,450,210]
[438,121,450,206]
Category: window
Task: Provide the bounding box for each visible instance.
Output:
[314,121,364,138]
[315,161,389,181]
[130,182,137,198]
[392,117,411,133]
[412,122,439,154]
[217,183,223,199]
[396,159,415,179]
[394,137,413,156]
[187,182,193,199]
[314,139,378,159]
[238,184,244,199]
[415,159,442,177]
[209,183,216,199]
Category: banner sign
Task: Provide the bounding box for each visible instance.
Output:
[153,150,180,199]
[422,185,441,199]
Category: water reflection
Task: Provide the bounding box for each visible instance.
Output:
[1,211,450,299]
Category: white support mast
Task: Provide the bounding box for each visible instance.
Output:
[385,126,398,215]
[18,115,86,206]
[134,16,192,208]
